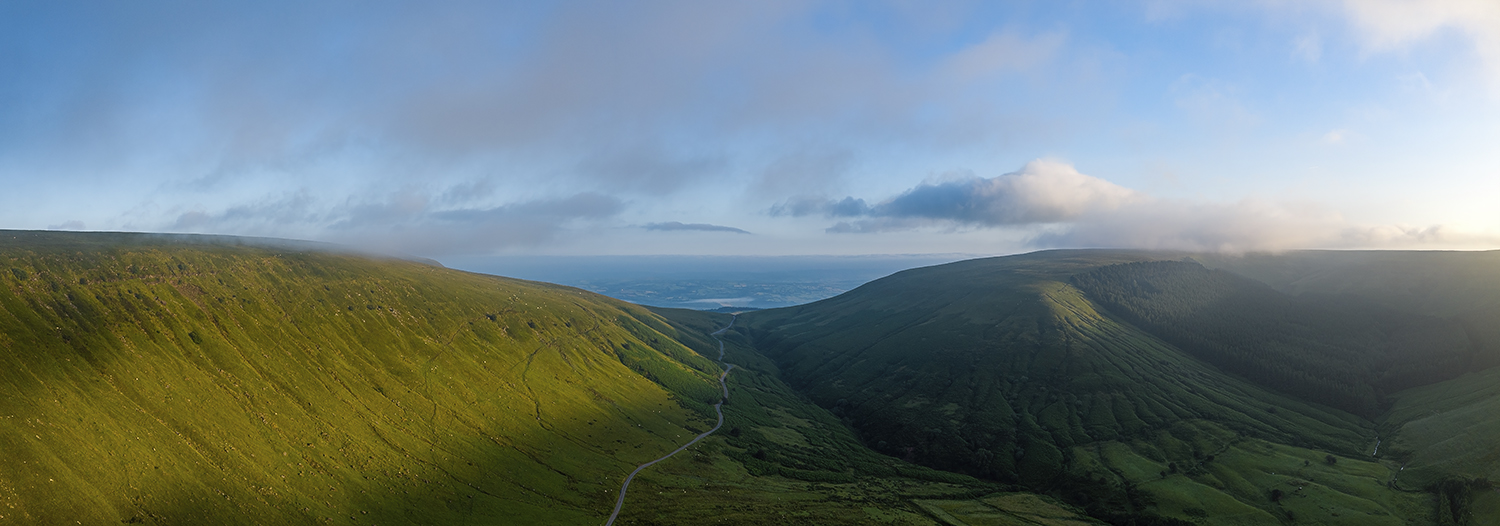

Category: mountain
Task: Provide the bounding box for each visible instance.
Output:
[0,231,1106,526]
[11,231,1500,525]
[738,249,1499,524]
[0,230,728,525]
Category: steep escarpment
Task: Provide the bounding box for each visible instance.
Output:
[0,231,721,525]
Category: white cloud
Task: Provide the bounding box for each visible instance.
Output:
[166,190,625,256]
[782,160,1140,230]
[958,160,1140,223]
[795,160,1499,251]
[1036,196,1500,252]
[1339,0,1500,92]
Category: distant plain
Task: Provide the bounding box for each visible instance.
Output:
[442,255,970,310]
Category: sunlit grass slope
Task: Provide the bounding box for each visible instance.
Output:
[742,250,1431,524]
[0,230,722,525]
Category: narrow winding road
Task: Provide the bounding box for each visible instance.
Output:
[603,315,738,526]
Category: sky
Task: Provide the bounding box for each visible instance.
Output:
[3,0,1499,257]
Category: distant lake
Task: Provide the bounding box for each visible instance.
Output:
[440,254,976,310]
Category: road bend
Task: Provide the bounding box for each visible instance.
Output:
[603,315,738,526]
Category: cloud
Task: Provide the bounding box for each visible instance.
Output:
[642,222,750,234]
[169,191,624,255]
[439,178,497,205]
[789,160,1498,251]
[781,160,1139,229]
[1027,198,1343,251]
[876,161,1139,224]
[1337,0,1500,91]
[1031,198,1500,252]
[752,149,853,198]
[0,2,1109,255]
[825,218,926,234]
[941,29,1067,81]
[769,196,871,218]
[574,147,728,193]
[173,191,320,231]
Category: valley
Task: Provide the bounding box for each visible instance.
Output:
[4,232,1500,525]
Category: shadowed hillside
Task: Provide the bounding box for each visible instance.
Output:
[741,250,1437,524]
[1070,260,1481,415]
[0,231,724,525]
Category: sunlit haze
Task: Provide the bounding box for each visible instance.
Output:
[4,1,1498,257]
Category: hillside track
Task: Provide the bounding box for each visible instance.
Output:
[604,315,738,526]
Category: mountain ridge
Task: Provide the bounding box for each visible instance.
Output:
[0,230,724,524]
[739,249,1490,524]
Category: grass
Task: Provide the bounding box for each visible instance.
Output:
[7,233,1499,525]
[0,230,724,525]
[1381,366,1500,488]
[613,307,1101,526]
[1075,434,1430,525]
[915,493,1100,526]
[737,250,1451,524]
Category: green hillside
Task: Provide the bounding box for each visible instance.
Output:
[614,307,1102,525]
[1196,250,1500,379]
[1194,250,1500,318]
[1379,366,1500,526]
[1070,260,1480,415]
[1383,366,1500,488]
[741,250,1434,524]
[0,230,726,525]
[10,232,1500,525]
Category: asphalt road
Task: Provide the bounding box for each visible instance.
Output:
[603,316,738,526]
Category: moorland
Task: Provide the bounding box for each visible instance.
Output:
[5,231,1500,525]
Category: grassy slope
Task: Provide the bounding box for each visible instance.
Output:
[1193,250,1500,318]
[1197,250,1500,375]
[1071,261,1480,414]
[1371,366,1500,525]
[0,231,723,525]
[1202,249,1500,522]
[613,307,1104,525]
[1383,366,1500,487]
[742,250,1430,524]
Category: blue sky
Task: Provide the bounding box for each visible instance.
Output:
[3,0,1498,256]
